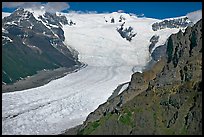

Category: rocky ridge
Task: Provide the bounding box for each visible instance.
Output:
[152,16,193,31]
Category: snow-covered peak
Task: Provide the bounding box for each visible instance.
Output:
[155,9,201,23]
[161,15,188,21]
[109,12,137,19]
[2,12,11,19]
[103,12,137,23]
[186,10,202,24]
[2,8,45,22]
[23,7,46,21]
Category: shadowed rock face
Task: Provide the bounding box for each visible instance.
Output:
[2,8,80,84]
[149,35,160,53]
[64,19,202,135]
[148,35,167,62]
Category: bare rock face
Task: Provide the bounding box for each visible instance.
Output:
[159,19,202,86]
[116,23,137,41]
[66,19,202,135]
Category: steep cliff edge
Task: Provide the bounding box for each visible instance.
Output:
[63,19,202,135]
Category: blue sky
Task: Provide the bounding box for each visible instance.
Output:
[2,2,202,19]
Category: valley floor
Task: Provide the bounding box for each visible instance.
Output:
[2,65,134,135]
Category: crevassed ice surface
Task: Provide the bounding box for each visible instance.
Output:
[2,66,133,135]
[2,11,181,135]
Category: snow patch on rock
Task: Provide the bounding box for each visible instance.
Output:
[186,10,202,24]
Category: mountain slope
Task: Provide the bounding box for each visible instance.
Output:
[2,8,80,84]
[73,19,202,135]
[2,12,10,19]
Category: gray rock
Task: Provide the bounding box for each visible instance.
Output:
[152,17,193,31]
[117,23,137,41]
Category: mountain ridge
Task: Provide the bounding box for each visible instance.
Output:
[2,8,81,84]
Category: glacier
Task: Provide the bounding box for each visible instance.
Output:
[2,10,188,135]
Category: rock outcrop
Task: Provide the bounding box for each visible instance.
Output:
[149,35,160,53]
[152,17,193,31]
[116,22,137,41]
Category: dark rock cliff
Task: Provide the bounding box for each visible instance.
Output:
[63,19,202,135]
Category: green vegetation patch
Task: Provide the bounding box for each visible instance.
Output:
[119,109,133,126]
[79,120,100,135]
